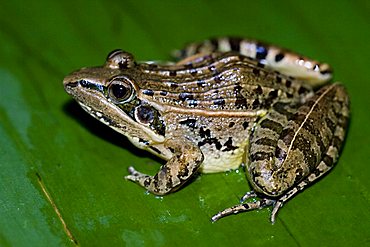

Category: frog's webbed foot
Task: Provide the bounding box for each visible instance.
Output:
[211,197,277,223]
[125,139,204,196]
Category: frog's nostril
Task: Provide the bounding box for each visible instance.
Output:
[63,80,78,88]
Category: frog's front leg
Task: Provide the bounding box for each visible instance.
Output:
[125,138,204,195]
[212,83,349,223]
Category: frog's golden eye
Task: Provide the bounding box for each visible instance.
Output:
[106,50,135,69]
[108,77,135,104]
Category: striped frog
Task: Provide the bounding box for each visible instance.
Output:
[63,37,349,223]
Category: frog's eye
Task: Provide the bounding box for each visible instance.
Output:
[108,77,135,104]
[106,50,135,69]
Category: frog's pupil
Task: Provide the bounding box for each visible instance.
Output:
[112,83,128,99]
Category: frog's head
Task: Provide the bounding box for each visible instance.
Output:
[63,50,166,148]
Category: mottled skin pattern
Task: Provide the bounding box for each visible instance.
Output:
[63,37,349,223]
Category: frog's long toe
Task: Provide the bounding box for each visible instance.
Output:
[125,166,148,182]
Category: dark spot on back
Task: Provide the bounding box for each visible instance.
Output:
[199,127,211,138]
[197,80,206,87]
[298,86,309,95]
[254,85,263,94]
[179,92,194,101]
[208,65,216,73]
[252,68,260,75]
[252,99,260,109]
[160,91,168,96]
[213,75,221,83]
[179,118,197,129]
[142,89,154,96]
[188,99,198,107]
[213,98,225,106]
[286,93,293,98]
[268,89,279,99]
[235,98,247,109]
[170,83,178,88]
[169,70,177,76]
[285,80,292,88]
[229,122,235,128]
[242,121,249,130]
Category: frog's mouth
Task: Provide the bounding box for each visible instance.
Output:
[64,78,165,144]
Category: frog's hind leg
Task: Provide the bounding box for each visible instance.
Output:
[174,37,332,86]
[212,83,349,223]
[125,138,204,195]
[212,135,346,224]
[211,139,340,224]
[270,88,349,222]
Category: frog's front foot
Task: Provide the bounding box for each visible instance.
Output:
[125,165,167,195]
[125,139,204,195]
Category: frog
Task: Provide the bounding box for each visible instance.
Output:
[63,37,349,223]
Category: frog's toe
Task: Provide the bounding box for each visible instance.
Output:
[239,191,257,203]
[127,166,138,175]
[125,174,137,182]
[125,166,151,183]
[125,166,143,181]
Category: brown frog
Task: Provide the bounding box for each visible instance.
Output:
[63,37,349,223]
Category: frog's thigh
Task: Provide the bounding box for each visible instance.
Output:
[126,139,204,195]
[249,83,349,196]
[271,101,349,222]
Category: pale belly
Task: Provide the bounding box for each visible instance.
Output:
[200,145,246,173]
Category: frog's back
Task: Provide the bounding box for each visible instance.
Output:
[131,52,313,114]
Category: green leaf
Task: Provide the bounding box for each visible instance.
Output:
[0,1,369,246]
